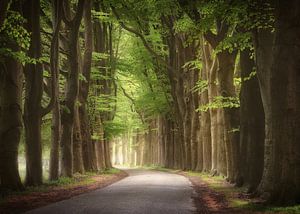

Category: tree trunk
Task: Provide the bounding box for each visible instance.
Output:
[49,0,62,181]
[122,137,127,165]
[253,28,274,199]
[103,137,112,168]
[79,0,97,172]
[208,60,218,174]
[96,121,106,169]
[256,0,300,203]
[0,5,24,189]
[217,108,227,176]
[239,48,264,191]
[201,39,212,172]
[23,0,43,186]
[60,0,85,177]
[73,106,85,173]
[216,50,239,182]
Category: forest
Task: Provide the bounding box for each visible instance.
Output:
[0,0,299,210]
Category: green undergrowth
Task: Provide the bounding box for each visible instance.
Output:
[0,168,121,204]
[142,167,300,214]
[237,203,300,214]
[141,165,180,173]
[185,171,300,214]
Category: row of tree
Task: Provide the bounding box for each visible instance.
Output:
[0,0,117,190]
[110,0,300,205]
[1,0,299,206]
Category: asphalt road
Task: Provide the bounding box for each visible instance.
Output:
[25,168,196,214]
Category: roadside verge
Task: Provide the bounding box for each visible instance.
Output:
[0,168,127,214]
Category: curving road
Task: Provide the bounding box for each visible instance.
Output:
[26,168,196,214]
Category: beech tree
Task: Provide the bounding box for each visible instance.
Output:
[1,0,300,206]
[0,1,25,190]
[23,0,44,186]
[60,0,85,177]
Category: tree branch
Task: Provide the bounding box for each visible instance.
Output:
[203,31,219,49]
[111,6,176,73]
[41,0,63,117]
[119,84,145,124]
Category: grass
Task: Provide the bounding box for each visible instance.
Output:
[141,165,180,173]
[237,203,300,214]
[0,167,122,204]
[142,167,300,214]
[184,171,300,214]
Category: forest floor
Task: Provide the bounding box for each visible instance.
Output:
[0,168,127,214]
[148,167,300,214]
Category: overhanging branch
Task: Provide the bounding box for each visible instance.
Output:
[111,7,176,73]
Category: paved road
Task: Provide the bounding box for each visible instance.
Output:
[26,168,196,214]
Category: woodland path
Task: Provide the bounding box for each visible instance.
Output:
[25,168,196,214]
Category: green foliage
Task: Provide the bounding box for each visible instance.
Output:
[135,90,170,117]
[92,52,109,61]
[174,14,197,34]
[243,70,256,82]
[182,59,202,71]
[242,2,275,31]
[215,32,252,53]
[61,105,71,114]
[103,121,128,139]
[0,11,30,49]
[198,96,240,112]
[92,10,112,23]
[0,10,32,64]
[100,168,121,174]
[194,79,208,94]
[234,70,257,88]
[185,169,300,214]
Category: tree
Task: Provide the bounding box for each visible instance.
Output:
[256,0,300,203]
[49,0,63,181]
[23,0,44,186]
[239,47,264,191]
[0,1,25,190]
[80,0,97,172]
[60,0,85,177]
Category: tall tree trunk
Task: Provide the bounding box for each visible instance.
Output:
[73,106,85,173]
[96,120,106,169]
[0,58,24,190]
[253,28,274,199]
[49,0,62,181]
[207,52,218,175]
[239,48,264,191]
[23,0,43,186]
[80,0,97,172]
[103,136,112,168]
[256,0,300,203]
[121,136,127,165]
[60,0,85,177]
[201,39,212,172]
[217,108,227,176]
[0,1,24,189]
[216,50,239,182]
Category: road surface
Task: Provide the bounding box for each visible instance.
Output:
[26,168,196,214]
